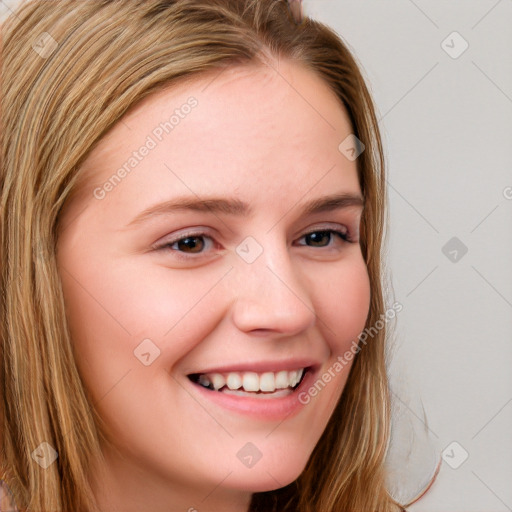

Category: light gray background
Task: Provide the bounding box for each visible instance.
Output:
[301,1,512,511]
[2,1,511,510]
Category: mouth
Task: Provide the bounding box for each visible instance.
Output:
[187,367,310,399]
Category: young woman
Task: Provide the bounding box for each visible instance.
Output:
[1,0,412,510]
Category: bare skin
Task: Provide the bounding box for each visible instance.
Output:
[56,57,370,512]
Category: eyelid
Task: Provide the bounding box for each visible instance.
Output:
[303,222,348,234]
[154,222,356,257]
[153,227,216,248]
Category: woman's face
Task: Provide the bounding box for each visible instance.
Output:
[57,59,370,510]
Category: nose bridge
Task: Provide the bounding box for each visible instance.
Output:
[229,233,316,334]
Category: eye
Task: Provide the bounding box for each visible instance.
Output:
[157,231,216,257]
[296,228,352,248]
[155,226,353,260]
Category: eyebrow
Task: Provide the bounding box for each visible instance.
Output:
[126,193,364,228]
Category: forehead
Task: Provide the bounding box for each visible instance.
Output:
[63,58,360,225]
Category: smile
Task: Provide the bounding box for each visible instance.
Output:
[186,364,318,420]
[190,368,306,395]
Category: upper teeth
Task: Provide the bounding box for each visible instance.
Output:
[197,368,305,392]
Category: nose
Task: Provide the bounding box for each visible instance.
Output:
[229,239,317,336]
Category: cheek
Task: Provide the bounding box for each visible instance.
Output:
[56,259,233,459]
[311,257,371,352]
[57,252,231,391]
[305,257,370,404]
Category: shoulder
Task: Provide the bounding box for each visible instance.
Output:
[0,479,19,512]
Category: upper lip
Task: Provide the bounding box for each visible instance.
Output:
[187,358,322,375]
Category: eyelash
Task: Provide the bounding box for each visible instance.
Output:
[155,227,353,259]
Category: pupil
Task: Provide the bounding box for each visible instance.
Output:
[308,231,330,246]
[179,236,204,253]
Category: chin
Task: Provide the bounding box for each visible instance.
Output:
[226,453,310,493]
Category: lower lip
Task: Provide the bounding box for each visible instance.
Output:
[189,368,317,421]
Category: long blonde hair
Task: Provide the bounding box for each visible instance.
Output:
[1,0,401,510]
